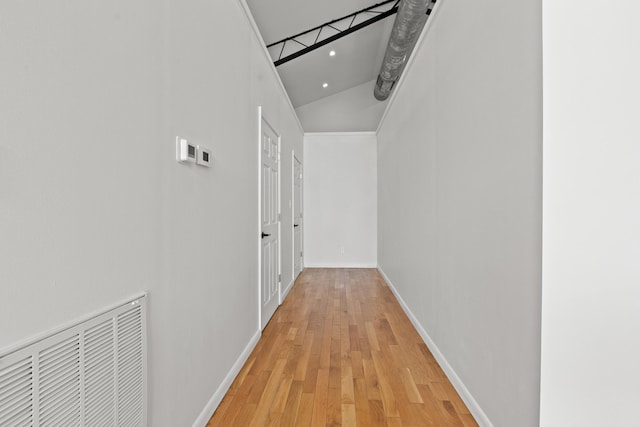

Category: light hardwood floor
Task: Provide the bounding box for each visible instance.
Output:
[207,268,478,426]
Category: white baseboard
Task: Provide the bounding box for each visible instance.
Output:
[281,278,295,302]
[304,262,377,268]
[192,329,261,427]
[377,267,494,427]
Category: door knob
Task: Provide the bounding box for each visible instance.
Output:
[261,232,271,238]
[294,224,299,228]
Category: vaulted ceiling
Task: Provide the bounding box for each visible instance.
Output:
[246,0,396,108]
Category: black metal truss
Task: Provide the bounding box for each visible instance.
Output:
[267,0,400,67]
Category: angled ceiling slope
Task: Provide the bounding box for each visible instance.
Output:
[267,1,399,67]
[247,0,395,107]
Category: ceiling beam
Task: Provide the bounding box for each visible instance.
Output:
[267,0,400,67]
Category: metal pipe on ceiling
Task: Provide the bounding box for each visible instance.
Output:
[374,0,434,100]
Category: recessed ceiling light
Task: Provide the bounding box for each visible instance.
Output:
[322,82,328,88]
[329,50,336,57]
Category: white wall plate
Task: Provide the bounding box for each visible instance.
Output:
[197,145,212,167]
[176,137,196,163]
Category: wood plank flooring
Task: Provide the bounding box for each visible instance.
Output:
[207,268,477,427]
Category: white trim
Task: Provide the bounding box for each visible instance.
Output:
[191,329,261,427]
[234,0,304,134]
[281,278,296,302]
[292,152,303,281]
[291,151,296,281]
[304,131,377,137]
[304,263,377,269]
[377,266,494,427]
[375,0,445,134]
[259,109,283,328]
[257,106,263,332]
[277,128,282,306]
[0,292,147,357]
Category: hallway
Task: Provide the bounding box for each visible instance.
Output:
[207,268,477,426]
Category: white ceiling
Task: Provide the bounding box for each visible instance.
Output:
[246,0,394,107]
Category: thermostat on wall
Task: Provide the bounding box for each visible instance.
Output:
[197,145,212,167]
[176,137,196,163]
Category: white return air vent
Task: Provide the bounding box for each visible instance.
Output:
[0,295,147,426]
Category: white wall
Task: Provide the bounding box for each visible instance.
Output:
[540,2,640,426]
[376,0,542,426]
[0,0,303,426]
[295,80,389,132]
[304,133,377,268]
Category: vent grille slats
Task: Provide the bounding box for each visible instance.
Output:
[0,372,32,405]
[41,397,81,426]
[2,406,32,427]
[0,359,32,390]
[38,335,81,427]
[0,393,33,426]
[117,306,143,427]
[85,395,115,426]
[84,319,116,426]
[0,297,146,427]
[0,358,33,426]
[0,381,32,410]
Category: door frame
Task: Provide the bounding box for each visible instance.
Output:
[292,152,303,281]
[257,106,281,331]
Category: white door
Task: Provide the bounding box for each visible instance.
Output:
[293,155,303,278]
[260,117,280,330]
